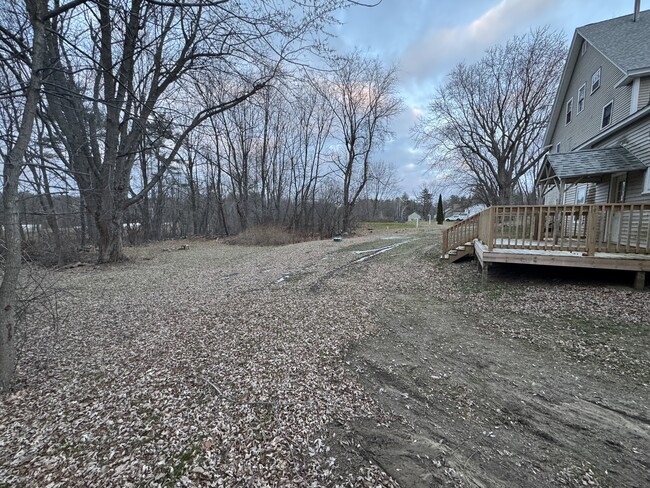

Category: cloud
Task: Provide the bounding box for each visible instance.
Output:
[400,0,558,82]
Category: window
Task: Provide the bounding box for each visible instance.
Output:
[556,143,561,153]
[577,84,586,113]
[591,67,601,93]
[643,168,650,194]
[601,101,613,128]
[566,98,573,124]
[576,186,587,204]
[581,40,588,55]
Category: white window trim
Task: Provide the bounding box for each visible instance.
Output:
[643,168,650,194]
[566,97,573,125]
[601,100,613,129]
[591,67,601,94]
[581,40,587,55]
[575,185,587,204]
[577,83,586,113]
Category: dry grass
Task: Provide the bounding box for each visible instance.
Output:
[225,224,318,247]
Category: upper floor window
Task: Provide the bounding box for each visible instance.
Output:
[556,143,561,153]
[601,101,613,128]
[577,84,586,113]
[581,40,588,55]
[591,67,601,93]
[566,98,573,124]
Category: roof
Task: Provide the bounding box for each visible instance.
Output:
[546,146,646,179]
[578,9,650,74]
[543,9,650,146]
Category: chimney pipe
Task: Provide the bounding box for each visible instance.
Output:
[634,0,641,21]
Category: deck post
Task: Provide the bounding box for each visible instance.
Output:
[586,207,597,256]
[486,207,495,251]
[481,262,489,283]
[633,271,645,290]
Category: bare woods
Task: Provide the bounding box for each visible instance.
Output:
[1,0,400,390]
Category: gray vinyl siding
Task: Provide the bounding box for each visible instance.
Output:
[639,77,650,109]
[548,37,629,152]
[562,185,577,204]
[591,118,650,203]
[594,117,650,164]
[595,180,610,202]
[624,169,648,203]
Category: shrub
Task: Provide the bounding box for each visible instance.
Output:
[226,225,316,247]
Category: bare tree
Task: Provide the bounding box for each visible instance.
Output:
[414,28,566,205]
[365,160,399,220]
[0,0,80,391]
[316,53,401,233]
[39,0,347,262]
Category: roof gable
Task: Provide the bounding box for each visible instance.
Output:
[578,9,650,74]
[543,9,650,147]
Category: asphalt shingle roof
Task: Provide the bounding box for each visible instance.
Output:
[578,9,650,73]
[547,147,646,178]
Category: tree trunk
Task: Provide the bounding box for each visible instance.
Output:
[1,0,46,392]
[93,186,127,263]
[95,209,125,263]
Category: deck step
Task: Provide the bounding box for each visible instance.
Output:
[442,241,476,263]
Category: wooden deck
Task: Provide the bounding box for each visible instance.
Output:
[442,204,650,287]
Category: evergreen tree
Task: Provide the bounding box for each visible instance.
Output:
[436,194,444,224]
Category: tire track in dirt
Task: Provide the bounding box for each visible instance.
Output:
[346,296,650,487]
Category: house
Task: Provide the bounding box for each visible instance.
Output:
[441,5,650,289]
[407,212,422,222]
[538,5,650,205]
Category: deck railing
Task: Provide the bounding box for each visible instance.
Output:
[442,204,650,256]
[442,213,480,254]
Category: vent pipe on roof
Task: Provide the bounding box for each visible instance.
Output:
[634,0,641,21]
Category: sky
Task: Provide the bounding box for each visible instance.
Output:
[331,0,639,196]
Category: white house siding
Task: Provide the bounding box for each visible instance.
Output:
[638,77,650,109]
[549,37,629,152]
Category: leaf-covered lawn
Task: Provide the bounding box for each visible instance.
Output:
[1,227,648,487]
[1,237,400,487]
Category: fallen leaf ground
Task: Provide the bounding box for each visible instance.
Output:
[1,224,648,487]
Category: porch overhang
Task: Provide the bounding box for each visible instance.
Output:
[536,146,647,191]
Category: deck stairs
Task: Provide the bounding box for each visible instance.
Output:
[442,241,474,263]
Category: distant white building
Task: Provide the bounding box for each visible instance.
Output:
[464,204,487,218]
[407,212,421,222]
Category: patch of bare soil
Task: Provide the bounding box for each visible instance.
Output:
[345,251,650,487]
